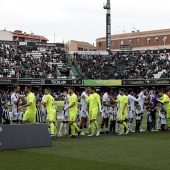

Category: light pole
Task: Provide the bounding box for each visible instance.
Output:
[54,33,56,43]
[163,37,166,47]
[103,0,111,54]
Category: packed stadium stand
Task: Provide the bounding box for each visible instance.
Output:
[1,43,170,80]
[75,53,170,79]
[0,44,73,78]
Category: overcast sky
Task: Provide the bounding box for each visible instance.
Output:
[0,0,170,44]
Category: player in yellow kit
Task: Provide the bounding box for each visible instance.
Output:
[42,88,57,138]
[64,87,81,138]
[110,88,129,135]
[19,85,36,124]
[156,89,170,130]
[85,87,101,137]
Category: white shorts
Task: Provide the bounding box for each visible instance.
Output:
[76,119,80,126]
[117,109,120,120]
[19,112,23,121]
[126,110,134,119]
[62,110,68,121]
[43,114,47,122]
[62,116,68,122]
[102,110,109,118]
[80,110,88,118]
[12,111,20,120]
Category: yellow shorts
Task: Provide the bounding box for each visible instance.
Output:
[119,113,127,121]
[68,113,76,122]
[89,110,98,121]
[23,112,36,123]
[48,110,56,122]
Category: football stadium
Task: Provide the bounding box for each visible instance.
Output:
[0,0,170,170]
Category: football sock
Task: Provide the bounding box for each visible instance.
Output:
[69,125,71,135]
[73,123,80,131]
[140,121,142,130]
[71,124,75,136]
[117,123,120,131]
[120,124,124,131]
[64,123,68,134]
[54,125,57,135]
[129,122,132,130]
[105,126,109,132]
[59,122,64,133]
[91,122,95,133]
[84,126,87,132]
[123,122,128,128]
[100,126,104,132]
[94,121,99,130]
[50,123,55,135]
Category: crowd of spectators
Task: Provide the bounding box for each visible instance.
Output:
[76,53,170,79]
[0,44,70,78]
[1,43,170,80]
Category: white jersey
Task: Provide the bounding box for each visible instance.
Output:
[117,94,121,109]
[61,94,70,121]
[102,92,110,118]
[138,92,146,110]
[109,107,117,121]
[80,91,88,112]
[102,92,110,113]
[63,94,70,109]
[160,113,166,124]
[116,94,121,117]
[128,94,140,112]
[41,95,46,114]
[136,109,143,120]
[11,93,19,120]
[158,109,161,118]
[41,95,47,122]
[76,109,80,126]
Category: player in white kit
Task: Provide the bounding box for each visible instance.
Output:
[100,87,113,134]
[58,89,70,137]
[79,87,89,135]
[127,88,141,132]
[116,93,121,133]
[11,85,21,124]
[41,94,47,123]
[138,87,152,132]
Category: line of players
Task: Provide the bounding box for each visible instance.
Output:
[1,85,170,138]
[58,86,170,137]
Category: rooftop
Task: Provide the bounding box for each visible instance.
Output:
[70,40,96,48]
[96,28,170,40]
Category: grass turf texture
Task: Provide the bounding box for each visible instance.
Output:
[0,104,170,170]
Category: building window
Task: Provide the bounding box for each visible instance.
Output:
[136,38,140,44]
[99,42,102,47]
[111,41,114,46]
[164,36,167,40]
[147,38,150,43]
[155,37,158,42]
[128,39,132,44]
[78,48,83,51]
[120,40,124,45]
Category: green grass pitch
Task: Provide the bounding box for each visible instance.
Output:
[0,104,170,170]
